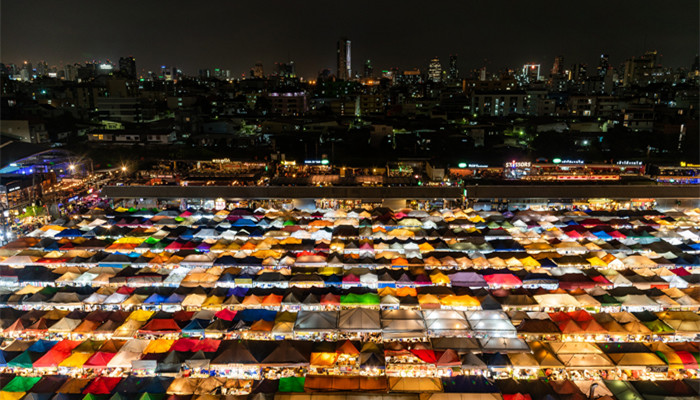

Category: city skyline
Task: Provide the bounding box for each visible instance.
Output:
[1,0,698,79]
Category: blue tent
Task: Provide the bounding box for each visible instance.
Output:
[54,229,84,238]
[227,287,248,297]
[235,309,277,322]
[181,319,208,335]
[144,293,168,305]
[233,219,257,227]
[592,230,613,240]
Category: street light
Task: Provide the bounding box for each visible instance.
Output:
[68,164,75,171]
[121,166,127,172]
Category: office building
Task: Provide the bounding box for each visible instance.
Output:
[337,37,351,80]
[428,57,442,83]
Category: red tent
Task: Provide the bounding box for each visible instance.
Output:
[321,293,341,306]
[214,309,237,321]
[138,319,181,334]
[83,352,116,368]
[33,340,82,368]
[116,286,135,295]
[567,310,593,322]
[83,377,122,394]
[548,312,571,323]
[410,349,437,363]
[171,338,199,352]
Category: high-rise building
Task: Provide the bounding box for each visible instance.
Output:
[598,54,610,78]
[64,64,78,81]
[337,37,351,80]
[521,64,541,83]
[363,60,373,78]
[551,56,564,76]
[251,62,264,78]
[276,62,296,78]
[36,61,48,77]
[447,55,459,82]
[623,51,658,87]
[428,57,442,82]
[119,56,137,79]
[569,63,587,83]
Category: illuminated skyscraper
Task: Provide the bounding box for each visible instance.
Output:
[428,57,442,82]
[598,54,610,77]
[521,64,541,83]
[363,59,373,78]
[550,56,564,76]
[337,37,351,80]
[447,54,459,82]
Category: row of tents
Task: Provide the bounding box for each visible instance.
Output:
[0,305,699,339]
[0,375,696,400]
[0,337,695,372]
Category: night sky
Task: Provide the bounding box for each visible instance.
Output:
[2,0,698,79]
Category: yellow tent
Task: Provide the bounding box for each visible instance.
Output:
[0,392,26,400]
[127,309,154,322]
[114,237,146,244]
[310,352,338,367]
[430,272,450,285]
[143,339,174,354]
[440,295,480,308]
[59,352,93,368]
[586,257,608,267]
[418,243,435,252]
[520,256,541,268]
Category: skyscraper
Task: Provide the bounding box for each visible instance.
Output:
[521,64,541,83]
[447,55,459,82]
[550,56,564,76]
[428,57,442,82]
[251,62,264,78]
[363,60,373,78]
[598,54,610,78]
[337,37,351,80]
[119,56,137,79]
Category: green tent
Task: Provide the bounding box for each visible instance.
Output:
[283,220,296,226]
[278,376,305,392]
[3,376,41,392]
[143,237,161,245]
[139,393,166,400]
[82,393,109,400]
[341,293,380,305]
[603,380,643,400]
[109,394,128,400]
[7,352,37,369]
[643,319,675,334]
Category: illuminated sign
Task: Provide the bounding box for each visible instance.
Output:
[680,162,700,167]
[505,161,531,168]
[468,163,488,168]
[212,158,231,164]
[617,161,643,166]
[304,160,329,165]
[559,159,585,165]
[458,163,467,168]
